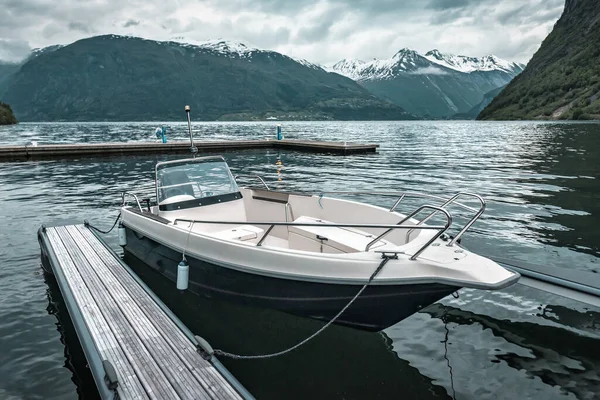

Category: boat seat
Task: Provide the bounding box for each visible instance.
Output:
[289,216,389,253]
[210,225,264,242]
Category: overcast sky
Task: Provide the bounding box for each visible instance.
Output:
[0,0,565,65]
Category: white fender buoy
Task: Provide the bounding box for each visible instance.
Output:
[177,260,189,290]
[118,222,127,246]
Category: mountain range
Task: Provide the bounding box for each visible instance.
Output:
[0,34,527,122]
[0,35,413,122]
[329,50,524,118]
[479,0,600,120]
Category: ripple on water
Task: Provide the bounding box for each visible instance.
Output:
[0,121,598,399]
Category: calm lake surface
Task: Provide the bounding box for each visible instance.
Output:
[0,121,598,399]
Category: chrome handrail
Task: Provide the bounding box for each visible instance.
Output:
[399,192,484,246]
[121,191,143,212]
[365,205,452,258]
[172,218,449,260]
[173,219,447,231]
[235,174,270,190]
[447,193,486,246]
[318,191,477,213]
[318,190,484,247]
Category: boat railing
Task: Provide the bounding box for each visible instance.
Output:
[317,190,485,247]
[231,182,484,244]
[121,192,143,212]
[173,204,451,261]
[234,174,271,190]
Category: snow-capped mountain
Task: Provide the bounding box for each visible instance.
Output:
[424,49,525,73]
[328,48,525,118]
[329,49,524,81]
[2,34,412,121]
[169,36,322,69]
[169,36,259,58]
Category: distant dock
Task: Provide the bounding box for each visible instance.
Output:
[0,139,379,161]
[39,223,253,400]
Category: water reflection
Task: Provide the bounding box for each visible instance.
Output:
[44,271,100,400]
[124,253,453,400]
[423,303,600,400]
[1,121,599,399]
[512,124,600,262]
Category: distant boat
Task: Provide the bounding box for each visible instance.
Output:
[266,116,278,120]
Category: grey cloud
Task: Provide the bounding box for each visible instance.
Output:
[430,0,564,26]
[123,19,140,28]
[203,0,316,15]
[295,20,334,44]
[0,39,31,63]
[42,23,62,39]
[427,0,474,11]
[68,22,91,33]
[293,5,347,44]
[430,8,468,25]
[0,0,565,65]
[497,5,531,25]
[497,2,564,26]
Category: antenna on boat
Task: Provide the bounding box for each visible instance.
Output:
[185,105,198,155]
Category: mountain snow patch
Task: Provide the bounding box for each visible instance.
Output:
[410,66,449,75]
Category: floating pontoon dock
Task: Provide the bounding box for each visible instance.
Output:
[38,223,253,400]
[0,139,379,161]
[494,257,600,308]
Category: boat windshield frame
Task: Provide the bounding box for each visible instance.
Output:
[155,156,241,210]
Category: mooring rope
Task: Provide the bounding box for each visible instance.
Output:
[85,212,121,235]
[442,313,458,400]
[318,194,325,209]
[181,221,195,262]
[213,254,396,360]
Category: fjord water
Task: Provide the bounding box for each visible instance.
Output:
[0,121,598,399]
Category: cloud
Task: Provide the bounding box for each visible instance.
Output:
[68,22,90,33]
[123,19,140,28]
[427,0,477,11]
[0,0,565,66]
[0,39,31,63]
[410,66,449,75]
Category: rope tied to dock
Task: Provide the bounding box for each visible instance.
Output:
[85,212,121,235]
[212,254,396,360]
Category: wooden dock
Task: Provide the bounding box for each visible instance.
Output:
[0,139,379,161]
[38,223,252,400]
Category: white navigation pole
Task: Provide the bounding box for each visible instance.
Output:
[185,105,198,155]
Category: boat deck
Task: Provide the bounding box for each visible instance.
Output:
[0,139,379,161]
[38,223,251,400]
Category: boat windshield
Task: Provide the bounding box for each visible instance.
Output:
[156,158,239,204]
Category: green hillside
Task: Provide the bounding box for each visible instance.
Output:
[0,102,17,125]
[2,35,413,122]
[452,85,506,120]
[478,0,600,120]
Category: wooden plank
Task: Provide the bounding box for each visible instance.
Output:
[74,225,243,400]
[45,228,149,400]
[63,226,214,400]
[55,226,182,400]
[76,225,242,399]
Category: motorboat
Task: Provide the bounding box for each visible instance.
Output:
[119,155,520,331]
